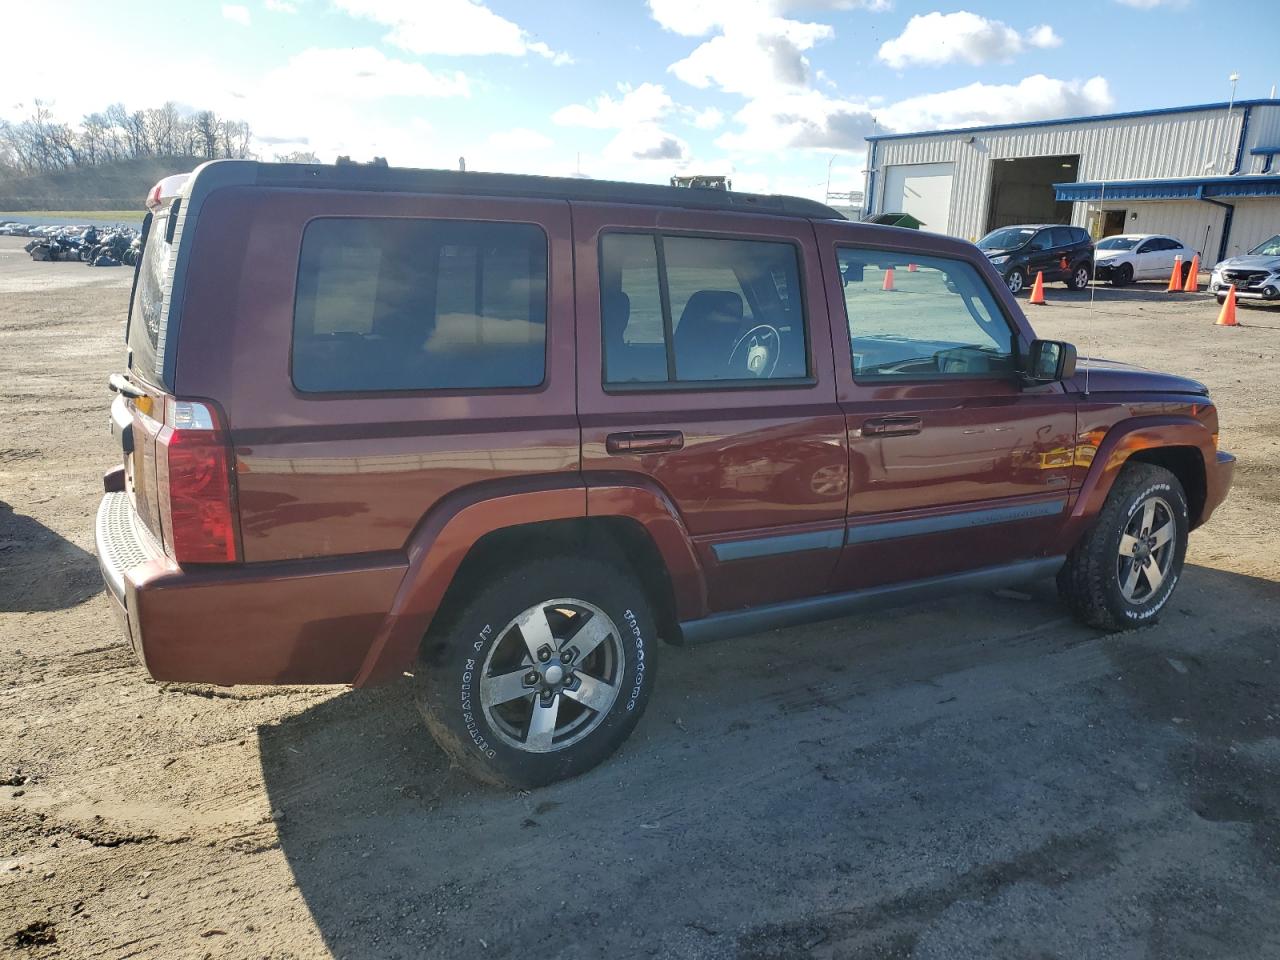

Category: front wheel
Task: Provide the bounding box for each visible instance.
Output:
[1111,263,1133,287]
[1067,263,1092,290]
[1057,463,1189,630]
[415,553,657,788]
[1005,267,1026,295]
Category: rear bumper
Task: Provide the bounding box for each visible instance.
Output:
[95,492,406,685]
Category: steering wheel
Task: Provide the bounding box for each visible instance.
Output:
[728,324,782,378]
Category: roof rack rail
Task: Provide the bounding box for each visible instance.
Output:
[214,160,845,221]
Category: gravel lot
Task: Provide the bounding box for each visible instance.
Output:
[2,233,1278,959]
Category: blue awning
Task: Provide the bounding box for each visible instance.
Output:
[1054,175,1280,202]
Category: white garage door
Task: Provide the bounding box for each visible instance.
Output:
[882,162,955,233]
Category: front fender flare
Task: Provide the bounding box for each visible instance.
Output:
[1052,414,1213,552]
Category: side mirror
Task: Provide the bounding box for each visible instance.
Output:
[1023,339,1077,384]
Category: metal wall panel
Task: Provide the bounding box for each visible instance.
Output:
[1097,201,1226,259]
[1243,105,1280,174]
[1227,199,1280,257]
[874,107,1251,238]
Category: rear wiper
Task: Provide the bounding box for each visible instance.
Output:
[108,373,146,398]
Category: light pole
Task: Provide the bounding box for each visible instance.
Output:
[1221,72,1240,173]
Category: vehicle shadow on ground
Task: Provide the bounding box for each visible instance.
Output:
[258,564,1280,960]
[0,501,99,612]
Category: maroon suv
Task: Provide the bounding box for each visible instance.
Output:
[97,161,1234,786]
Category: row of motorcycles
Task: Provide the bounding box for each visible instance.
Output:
[25,226,142,267]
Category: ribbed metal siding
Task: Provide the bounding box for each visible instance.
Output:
[874,107,1248,239]
[1243,105,1280,174]
[1228,199,1280,257]
[1097,201,1226,258]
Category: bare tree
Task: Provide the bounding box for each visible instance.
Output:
[274,150,321,163]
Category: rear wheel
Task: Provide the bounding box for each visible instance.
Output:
[1111,263,1134,287]
[1057,463,1189,630]
[415,553,657,788]
[1005,267,1026,295]
[1067,263,1092,290]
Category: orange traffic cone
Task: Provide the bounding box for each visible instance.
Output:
[907,262,918,272]
[1059,256,1069,271]
[1166,256,1184,292]
[882,266,896,291]
[1182,254,1200,292]
[1216,285,1239,326]
[1028,270,1046,305]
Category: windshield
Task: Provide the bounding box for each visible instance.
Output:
[978,227,1035,251]
[1248,234,1280,257]
[1097,236,1139,251]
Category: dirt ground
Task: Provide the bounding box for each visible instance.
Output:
[2,233,1279,960]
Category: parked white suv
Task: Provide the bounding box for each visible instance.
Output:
[1210,234,1280,303]
[1094,234,1195,286]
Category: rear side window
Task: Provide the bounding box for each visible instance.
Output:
[600,232,808,386]
[293,218,548,393]
[127,210,173,386]
[1050,227,1075,247]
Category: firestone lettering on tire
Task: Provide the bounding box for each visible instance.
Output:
[624,608,645,712]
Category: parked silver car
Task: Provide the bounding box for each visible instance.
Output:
[1210,234,1280,303]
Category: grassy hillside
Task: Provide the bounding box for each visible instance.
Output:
[0,157,201,212]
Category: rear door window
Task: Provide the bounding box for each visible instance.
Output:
[599,232,808,386]
[1050,227,1074,247]
[292,218,548,393]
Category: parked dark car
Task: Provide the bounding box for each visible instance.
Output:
[977,224,1095,294]
[97,161,1233,787]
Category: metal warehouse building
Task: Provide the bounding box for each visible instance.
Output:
[863,99,1280,262]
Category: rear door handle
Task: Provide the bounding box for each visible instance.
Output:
[862,416,923,437]
[606,430,685,454]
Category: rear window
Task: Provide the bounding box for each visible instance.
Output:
[127,210,173,386]
[292,218,547,393]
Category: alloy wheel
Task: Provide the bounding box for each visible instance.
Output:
[1007,271,1024,294]
[479,599,625,753]
[1117,495,1176,603]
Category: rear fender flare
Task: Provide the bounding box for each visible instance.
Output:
[352,476,706,687]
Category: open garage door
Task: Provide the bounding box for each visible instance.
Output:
[986,155,1079,232]
[882,162,954,233]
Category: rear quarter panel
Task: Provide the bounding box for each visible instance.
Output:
[172,187,579,562]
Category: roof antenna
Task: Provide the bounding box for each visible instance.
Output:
[1083,178,1105,399]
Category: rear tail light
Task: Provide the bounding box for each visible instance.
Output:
[155,398,240,564]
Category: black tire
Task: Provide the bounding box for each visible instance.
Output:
[1005,267,1026,296]
[1111,263,1134,287]
[415,553,657,788]
[1180,260,1193,283]
[1057,463,1189,631]
[1067,262,1092,290]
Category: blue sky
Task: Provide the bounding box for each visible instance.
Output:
[3,0,1277,200]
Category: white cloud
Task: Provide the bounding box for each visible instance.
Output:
[487,127,554,152]
[265,0,298,11]
[552,83,688,164]
[648,0,887,37]
[552,83,674,129]
[264,47,469,102]
[670,17,834,97]
[716,89,875,152]
[884,75,1113,132]
[332,0,570,62]
[692,106,724,130]
[1026,24,1063,48]
[878,12,1064,68]
[221,4,251,26]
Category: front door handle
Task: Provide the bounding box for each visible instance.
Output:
[862,416,923,438]
[606,430,685,454]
